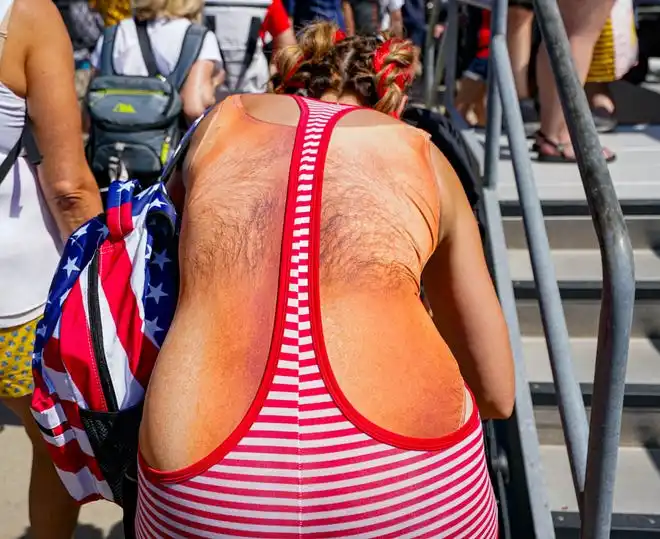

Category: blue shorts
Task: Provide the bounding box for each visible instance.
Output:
[464,58,489,81]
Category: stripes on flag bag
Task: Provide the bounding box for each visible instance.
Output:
[30,178,179,506]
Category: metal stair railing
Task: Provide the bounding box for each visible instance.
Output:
[423,0,636,537]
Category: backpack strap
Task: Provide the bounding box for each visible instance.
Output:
[0,117,41,188]
[99,24,119,76]
[233,16,262,92]
[0,131,21,187]
[135,19,160,78]
[167,23,207,91]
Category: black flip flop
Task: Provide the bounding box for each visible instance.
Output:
[534,131,577,163]
[534,131,617,164]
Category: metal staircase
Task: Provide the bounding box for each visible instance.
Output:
[424,0,660,536]
[505,174,660,537]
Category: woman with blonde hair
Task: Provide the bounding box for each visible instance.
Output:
[90,0,224,123]
[135,21,513,536]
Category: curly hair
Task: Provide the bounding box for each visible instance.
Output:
[270,22,415,116]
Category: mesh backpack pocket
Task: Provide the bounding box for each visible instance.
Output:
[30,180,179,506]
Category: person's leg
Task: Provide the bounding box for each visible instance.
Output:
[2,395,80,539]
[507,5,535,99]
[0,319,80,539]
[586,81,618,133]
[507,3,540,136]
[535,0,616,160]
[456,75,486,126]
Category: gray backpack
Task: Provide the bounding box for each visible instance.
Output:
[86,20,206,189]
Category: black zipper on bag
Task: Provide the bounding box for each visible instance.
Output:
[88,252,119,412]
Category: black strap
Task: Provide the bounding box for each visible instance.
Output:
[135,19,159,78]
[99,25,119,76]
[0,120,41,188]
[233,16,262,92]
[167,23,207,90]
[0,133,22,188]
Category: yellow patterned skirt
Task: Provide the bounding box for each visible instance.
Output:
[587,0,638,83]
[0,318,40,398]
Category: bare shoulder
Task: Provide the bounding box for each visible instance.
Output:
[11,0,71,58]
[11,0,63,32]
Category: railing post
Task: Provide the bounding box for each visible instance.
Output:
[424,0,444,108]
[490,27,591,511]
[439,2,556,536]
[442,0,459,111]
[531,0,636,537]
[483,0,506,188]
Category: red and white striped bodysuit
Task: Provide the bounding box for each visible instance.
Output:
[136,97,499,538]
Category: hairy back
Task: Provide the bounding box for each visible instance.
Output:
[182,95,440,295]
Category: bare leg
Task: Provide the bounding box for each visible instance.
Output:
[586,81,618,132]
[507,6,535,99]
[2,395,80,539]
[456,77,487,126]
[536,0,616,159]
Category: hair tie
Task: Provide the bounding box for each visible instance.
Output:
[372,38,414,99]
[334,29,346,43]
[277,55,306,93]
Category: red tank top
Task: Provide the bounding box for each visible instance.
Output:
[136,96,498,538]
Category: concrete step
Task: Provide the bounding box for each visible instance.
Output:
[535,405,660,448]
[487,125,660,204]
[514,281,660,338]
[522,336,660,387]
[508,248,660,283]
[502,212,660,251]
[523,336,660,447]
[540,445,660,515]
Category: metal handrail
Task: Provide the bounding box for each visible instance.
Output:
[424,0,635,537]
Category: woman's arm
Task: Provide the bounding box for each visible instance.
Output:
[421,144,515,419]
[342,1,356,36]
[266,0,297,52]
[180,59,223,124]
[180,29,225,124]
[23,0,102,240]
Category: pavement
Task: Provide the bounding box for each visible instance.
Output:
[0,405,124,539]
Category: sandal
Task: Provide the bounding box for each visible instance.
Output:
[534,131,617,164]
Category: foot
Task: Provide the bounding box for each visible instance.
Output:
[519,98,540,139]
[592,106,618,134]
[534,131,616,163]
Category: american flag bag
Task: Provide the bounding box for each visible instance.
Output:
[30,178,179,506]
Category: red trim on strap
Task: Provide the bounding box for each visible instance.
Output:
[138,97,312,484]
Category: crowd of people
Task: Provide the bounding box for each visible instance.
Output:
[0,0,633,537]
[455,0,638,162]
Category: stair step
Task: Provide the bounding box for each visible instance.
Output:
[552,512,660,538]
[502,212,660,251]
[540,445,660,514]
[534,405,660,447]
[509,248,660,282]
[523,337,660,446]
[522,336,660,386]
[514,281,660,338]
[491,126,660,203]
